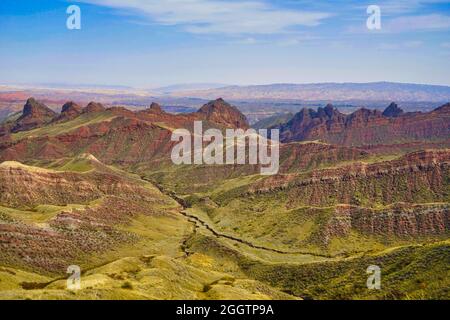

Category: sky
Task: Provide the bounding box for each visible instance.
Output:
[0,0,449,87]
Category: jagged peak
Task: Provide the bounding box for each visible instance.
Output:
[25,97,38,105]
[382,102,404,117]
[61,101,82,114]
[198,98,232,112]
[9,97,57,133]
[21,97,56,117]
[197,98,249,129]
[149,102,164,113]
[82,102,106,114]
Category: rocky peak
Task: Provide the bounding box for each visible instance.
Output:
[324,104,335,117]
[197,98,249,129]
[12,98,57,132]
[149,102,164,114]
[61,101,81,114]
[61,101,82,116]
[383,102,404,117]
[53,101,82,122]
[316,104,339,119]
[82,102,106,114]
[21,98,56,119]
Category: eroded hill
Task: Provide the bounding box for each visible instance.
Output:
[0,97,448,300]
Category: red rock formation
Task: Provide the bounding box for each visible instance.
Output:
[382,102,404,117]
[277,102,450,146]
[318,203,449,244]
[11,98,57,133]
[147,102,164,114]
[0,98,251,165]
[197,98,249,129]
[54,101,82,122]
[82,101,106,113]
[250,149,450,207]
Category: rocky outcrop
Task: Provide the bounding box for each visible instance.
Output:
[11,98,57,133]
[197,98,249,129]
[54,101,82,122]
[0,160,174,273]
[277,102,450,146]
[278,142,368,173]
[0,98,253,165]
[382,102,404,117]
[321,204,449,244]
[249,150,450,207]
[148,102,164,114]
[0,160,163,208]
[82,102,106,114]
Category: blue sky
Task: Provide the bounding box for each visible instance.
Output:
[0,0,449,87]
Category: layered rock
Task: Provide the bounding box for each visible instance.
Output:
[0,158,175,273]
[54,101,82,122]
[320,204,449,244]
[11,98,57,133]
[277,102,450,146]
[82,102,106,114]
[0,98,252,165]
[197,98,249,129]
[249,150,450,207]
[0,160,162,208]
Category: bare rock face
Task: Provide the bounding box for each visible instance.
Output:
[148,102,164,114]
[54,101,82,122]
[197,98,249,129]
[318,204,449,245]
[0,160,161,208]
[12,98,57,132]
[382,102,404,117]
[82,102,106,114]
[251,150,450,208]
[0,160,166,273]
[277,102,450,146]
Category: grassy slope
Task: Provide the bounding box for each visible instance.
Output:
[0,160,298,300]
[0,142,448,299]
[188,233,450,300]
[11,111,117,140]
[132,148,450,299]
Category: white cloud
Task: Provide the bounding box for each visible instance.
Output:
[80,0,331,35]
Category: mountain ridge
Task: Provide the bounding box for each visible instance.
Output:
[170,81,450,102]
[274,102,450,146]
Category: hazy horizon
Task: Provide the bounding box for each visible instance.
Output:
[2,80,450,91]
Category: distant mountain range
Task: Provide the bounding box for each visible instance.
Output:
[273,102,450,146]
[151,83,230,94]
[169,82,450,103]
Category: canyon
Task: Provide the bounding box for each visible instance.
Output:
[0,97,448,300]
